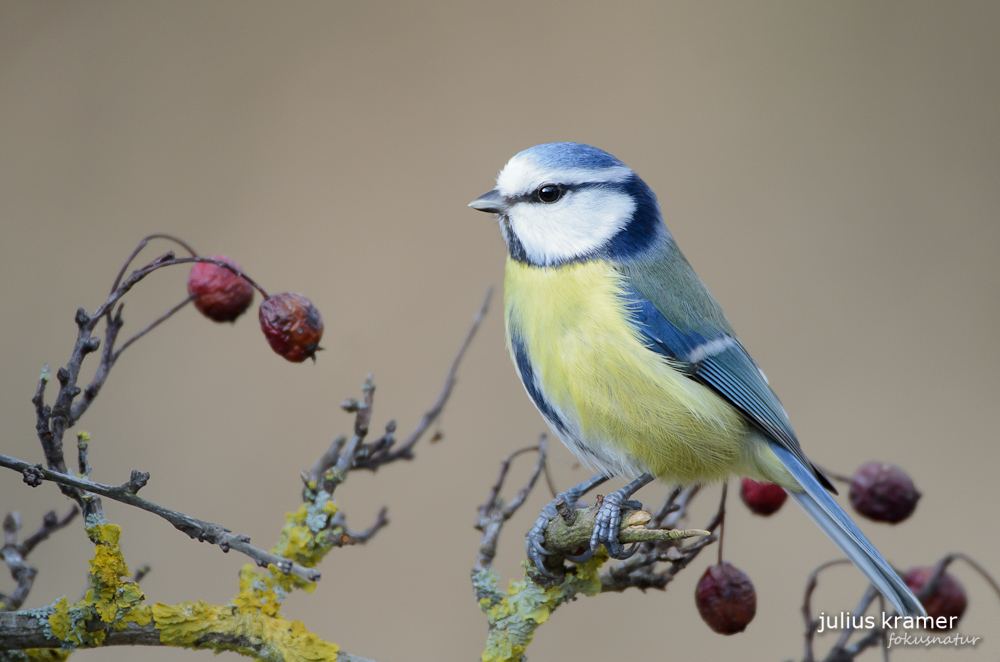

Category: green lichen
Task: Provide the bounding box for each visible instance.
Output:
[480,552,607,662]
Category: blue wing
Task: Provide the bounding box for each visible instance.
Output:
[623,284,835,492]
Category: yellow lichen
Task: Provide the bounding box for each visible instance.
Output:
[37,492,345,660]
[152,601,234,646]
[47,597,72,641]
[151,601,339,661]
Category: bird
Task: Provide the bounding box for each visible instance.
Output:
[468,142,925,617]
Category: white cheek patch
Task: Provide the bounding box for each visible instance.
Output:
[508,189,636,265]
[496,159,632,198]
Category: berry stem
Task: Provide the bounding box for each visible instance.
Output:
[93,256,270,329]
[814,464,851,485]
[716,481,728,565]
[113,294,195,361]
[110,233,199,296]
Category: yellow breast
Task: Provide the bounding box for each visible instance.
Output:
[504,257,751,484]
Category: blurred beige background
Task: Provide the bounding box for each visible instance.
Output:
[1,2,998,661]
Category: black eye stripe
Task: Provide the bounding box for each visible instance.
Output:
[509,182,605,205]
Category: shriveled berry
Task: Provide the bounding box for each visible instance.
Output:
[903,566,967,630]
[187,255,254,322]
[849,462,920,523]
[740,478,788,516]
[258,292,324,363]
[695,562,757,635]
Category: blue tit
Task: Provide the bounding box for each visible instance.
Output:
[469,142,925,618]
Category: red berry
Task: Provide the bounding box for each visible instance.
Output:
[258,293,324,363]
[903,566,968,630]
[849,462,920,523]
[740,478,788,516]
[187,255,254,322]
[695,562,757,635]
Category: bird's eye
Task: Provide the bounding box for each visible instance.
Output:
[534,184,564,204]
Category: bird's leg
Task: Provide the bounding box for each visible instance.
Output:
[589,472,655,559]
[526,473,609,575]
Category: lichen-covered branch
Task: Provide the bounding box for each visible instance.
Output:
[472,446,714,662]
[1,237,491,660]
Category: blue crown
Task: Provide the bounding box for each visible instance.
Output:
[516,142,628,172]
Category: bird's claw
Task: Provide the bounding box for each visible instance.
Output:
[526,501,561,575]
[589,493,643,559]
[525,481,597,575]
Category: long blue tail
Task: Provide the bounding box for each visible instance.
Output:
[769,444,926,617]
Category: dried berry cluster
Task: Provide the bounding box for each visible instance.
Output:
[186,253,324,363]
[693,462,966,636]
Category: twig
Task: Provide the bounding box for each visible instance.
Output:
[113,294,195,360]
[833,585,876,651]
[354,287,491,470]
[338,507,390,545]
[801,559,850,662]
[0,508,79,611]
[922,552,1000,603]
[109,233,199,296]
[599,483,722,593]
[0,455,319,583]
[21,507,79,555]
[474,440,548,573]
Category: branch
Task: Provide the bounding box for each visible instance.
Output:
[0,508,79,612]
[0,455,319,583]
[474,438,548,573]
[0,611,378,661]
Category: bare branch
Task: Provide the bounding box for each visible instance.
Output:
[0,454,319,583]
[474,440,547,573]
[20,507,79,556]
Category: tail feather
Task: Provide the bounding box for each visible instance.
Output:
[770,444,926,617]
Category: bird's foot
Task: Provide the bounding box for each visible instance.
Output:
[589,474,655,559]
[526,474,608,575]
[588,493,644,559]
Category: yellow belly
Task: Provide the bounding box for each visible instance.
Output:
[505,257,753,484]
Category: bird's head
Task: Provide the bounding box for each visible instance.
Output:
[469,142,665,267]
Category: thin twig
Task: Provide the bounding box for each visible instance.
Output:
[341,507,390,545]
[109,233,199,296]
[833,585,876,651]
[21,507,79,555]
[802,559,850,662]
[354,287,491,470]
[502,437,548,519]
[474,441,547,573]
[113,294,195,360]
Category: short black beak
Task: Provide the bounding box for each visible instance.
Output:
[468,189,505,214]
